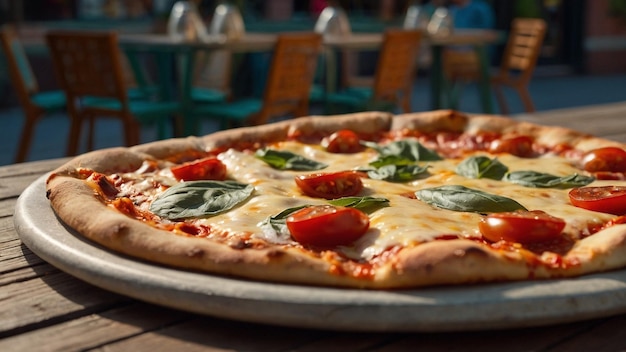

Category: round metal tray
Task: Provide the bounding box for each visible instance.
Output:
[14,175,626,332]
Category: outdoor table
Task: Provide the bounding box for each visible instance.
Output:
[119,29,502,136]
[119,32,278,136]
[4,102,626,350]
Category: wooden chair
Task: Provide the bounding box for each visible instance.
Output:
[45,31,182,156]
[324,29,422,114]
[0,27,67,163]
[492,18,547,114]
[443,18,547,114]
[190,33,322,130]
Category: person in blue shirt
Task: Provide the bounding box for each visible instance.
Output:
[449,0,495,30]
[442,0,496,109]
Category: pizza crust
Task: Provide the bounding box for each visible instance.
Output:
[45,110,626,289]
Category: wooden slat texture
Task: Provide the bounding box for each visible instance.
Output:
[94,317,328,352]
[0,269,130,335]
[0,303,192,351]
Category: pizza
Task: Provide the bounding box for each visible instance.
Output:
[45,110,626,289]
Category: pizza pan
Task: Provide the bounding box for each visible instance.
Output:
[15,175,626,332]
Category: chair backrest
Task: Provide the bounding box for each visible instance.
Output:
[0,27,39,106]
[372,29,422,101]
[253,33,322,125]
[497,18,547,82]
[45,31,128,104]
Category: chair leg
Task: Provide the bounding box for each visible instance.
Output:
[123,118,141,147]
[517,86,536,113]
[444,79,462,110]
[400,93,411,113]
[87,114,96,152]
[14,109,40,163]
[294,101,310,119]
[493,84,510,115]
[66,112,84,156]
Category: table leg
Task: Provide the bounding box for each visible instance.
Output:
[430,45,443,110]
[124,51,149,89]
[474,45,494,114]
[179,48,197,137]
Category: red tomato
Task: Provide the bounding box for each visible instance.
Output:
[170,157,227,181]
[581,147,626,172]
[286,205,370,247]
[479,210,566,243]
[295,171,363,199]
[321,130,363,153]
[489,135,534,157]
[569,186,626,215]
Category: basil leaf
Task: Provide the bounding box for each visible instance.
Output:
[364,139,442,163]
[260,197,389,240]
[369,155,416,168]
[366,164,430,182]
[455,156,508,180]
[255,149,328,171]
[328,196,389,213]
[258,205,309,241]
[503,171,595,189]
[150,181,254,220]
[415,185,527,213]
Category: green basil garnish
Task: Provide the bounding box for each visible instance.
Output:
[327,196,390,213]
[365,164,430,182]
[259,196,389,240]
[258,205,309,241]
[150,181,254,220]
[363,139,442,164]
[415,185,527,213]
[455,156,509,180]
[503,171,595,189]
[255,149,328,171]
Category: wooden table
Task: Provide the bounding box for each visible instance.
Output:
[4,103,626,350]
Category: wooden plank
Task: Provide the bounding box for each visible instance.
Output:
[290,332,397,352]
[371,319,605,352]
[548,314,626,351]
[0,158,68,179]
[94,317,328,352]
[0,242,47,277]
[515,102,626,125]
[0,302,193,352]
[0,215,18,242]
[0,262,55,286]
[0,172,46,199]
[0,270,130,335]
[0,198,17,217]
[602,133,626,144]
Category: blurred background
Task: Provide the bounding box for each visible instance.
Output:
[1,0,624,77]
[0,0,625,165]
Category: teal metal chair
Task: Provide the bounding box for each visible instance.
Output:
[324,29,422,114]
[188,33,322,132]
[0,27,67,163]
[46,31,182,156]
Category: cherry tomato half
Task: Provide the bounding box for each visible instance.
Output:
[479,210,566,243]
[295,171,364,199]
[170,157,227,181]
[321,130,363,153]
[286,205,370,247]
[489,135,534,157]
[581,147,626,173]
[569,186,626,215]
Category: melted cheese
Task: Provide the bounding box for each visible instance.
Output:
[121,141,624,261]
